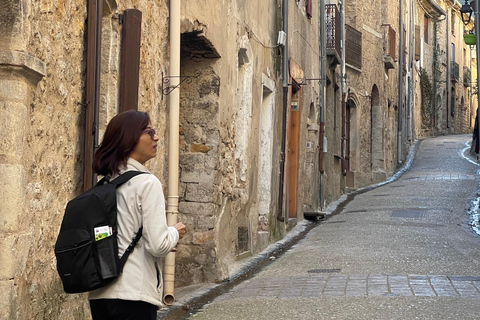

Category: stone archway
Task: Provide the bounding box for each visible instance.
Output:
[346,92,360,188]
[370,85,385,181]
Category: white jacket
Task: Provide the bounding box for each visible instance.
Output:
[89,158,179,308]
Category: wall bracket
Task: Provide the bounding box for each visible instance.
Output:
[161,70,201,98]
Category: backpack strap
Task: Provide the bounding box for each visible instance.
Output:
[111,171,147,188]
[111,171,148,272]
[118,227,143,273]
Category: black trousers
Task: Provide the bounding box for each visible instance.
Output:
[90,299,157,320]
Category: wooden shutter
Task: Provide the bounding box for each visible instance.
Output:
[84,0,103,191]
[415,25,420,61]
[306,0,312,19]
[120,9,142,112]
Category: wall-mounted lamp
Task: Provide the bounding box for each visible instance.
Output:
[460,0,474,26]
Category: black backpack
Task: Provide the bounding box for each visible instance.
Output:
[54,171,146,294]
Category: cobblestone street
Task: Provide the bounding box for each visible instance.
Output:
[215,274,480,300]
[166,135,480,320]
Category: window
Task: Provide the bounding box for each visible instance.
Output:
[83,1,142,191]
[424,15,429,44]
[451,11,455,36]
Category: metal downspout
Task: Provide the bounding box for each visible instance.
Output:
[407,0,414,141]
[163,0,180,306]
[277,0,288,222]
[410,0,415,140]
[446,7,451,129]
[341,0,346,176]
[398,0,404,164]
[475,0,480,153]
[319,0,326,209]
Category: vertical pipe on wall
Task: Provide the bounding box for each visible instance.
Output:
[410,0,416,141]
[398,0,404,164]
[163,0,180,306]
[475,0,480,153]
[319,0,326,209]
[407,0,413,141]
[277,0,289,222]
[340,0,347,176]
[446,8,451,129]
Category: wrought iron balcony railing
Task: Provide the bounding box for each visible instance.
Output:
[326,4,341,65]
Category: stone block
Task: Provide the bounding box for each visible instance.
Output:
[179,201,216,215]
[0,80,27,102]
[181,168,214,183]
[193,230,215,245]
[0,50,46,84]
[179,152,204,169]
[257,231,269,252]
[0,164,25,232]
[190,144,212,153]
[0,280,15,320]
[0,232,31,280]
[0,102,27,162]
[185,183,215,203]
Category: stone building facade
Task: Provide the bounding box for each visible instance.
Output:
[0,0,475,319]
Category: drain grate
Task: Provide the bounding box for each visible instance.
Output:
[307,269,341,274]
[391,210,425,219]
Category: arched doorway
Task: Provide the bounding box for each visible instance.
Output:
[370,85,384,178]
[346,97,358,188]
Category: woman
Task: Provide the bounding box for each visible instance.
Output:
[89,110,186,320]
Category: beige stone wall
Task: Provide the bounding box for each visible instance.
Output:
[3,0,473,318]
[0,0,172,318]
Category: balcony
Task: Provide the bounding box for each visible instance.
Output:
[326,4,341,66]
[383,24,396,70]
[463,66,471,87]
[346,24,362,70]
[451,62,459,83]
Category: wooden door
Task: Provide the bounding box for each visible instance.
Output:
[288,94,301,218]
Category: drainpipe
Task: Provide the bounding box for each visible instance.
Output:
[398,0,404,164]
[163,0,180,306]
[277,0,288,222]
[341,0,347,176]
[407,0,414,141]
[446,7,451,129]
[470,46,473,128]
[475,0,480,154]
[319,0,326,209]
[411,0,416,140]
[434,7,450,132]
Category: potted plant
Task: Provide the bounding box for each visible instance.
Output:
[464,33,476,45]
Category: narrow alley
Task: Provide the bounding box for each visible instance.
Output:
[174,134,480,319]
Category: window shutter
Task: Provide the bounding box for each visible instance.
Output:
[415,25,420,61]
[120,9,142,112]
[306,0,312,19]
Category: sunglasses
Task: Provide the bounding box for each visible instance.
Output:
[142,128,156,139]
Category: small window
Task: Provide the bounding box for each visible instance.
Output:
[424,15,429,44]
[451,12,455,36]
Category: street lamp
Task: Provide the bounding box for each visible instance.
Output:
[461,0,480,155]
[461,0,473,25]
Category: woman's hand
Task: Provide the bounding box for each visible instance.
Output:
[173,222,186,239]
